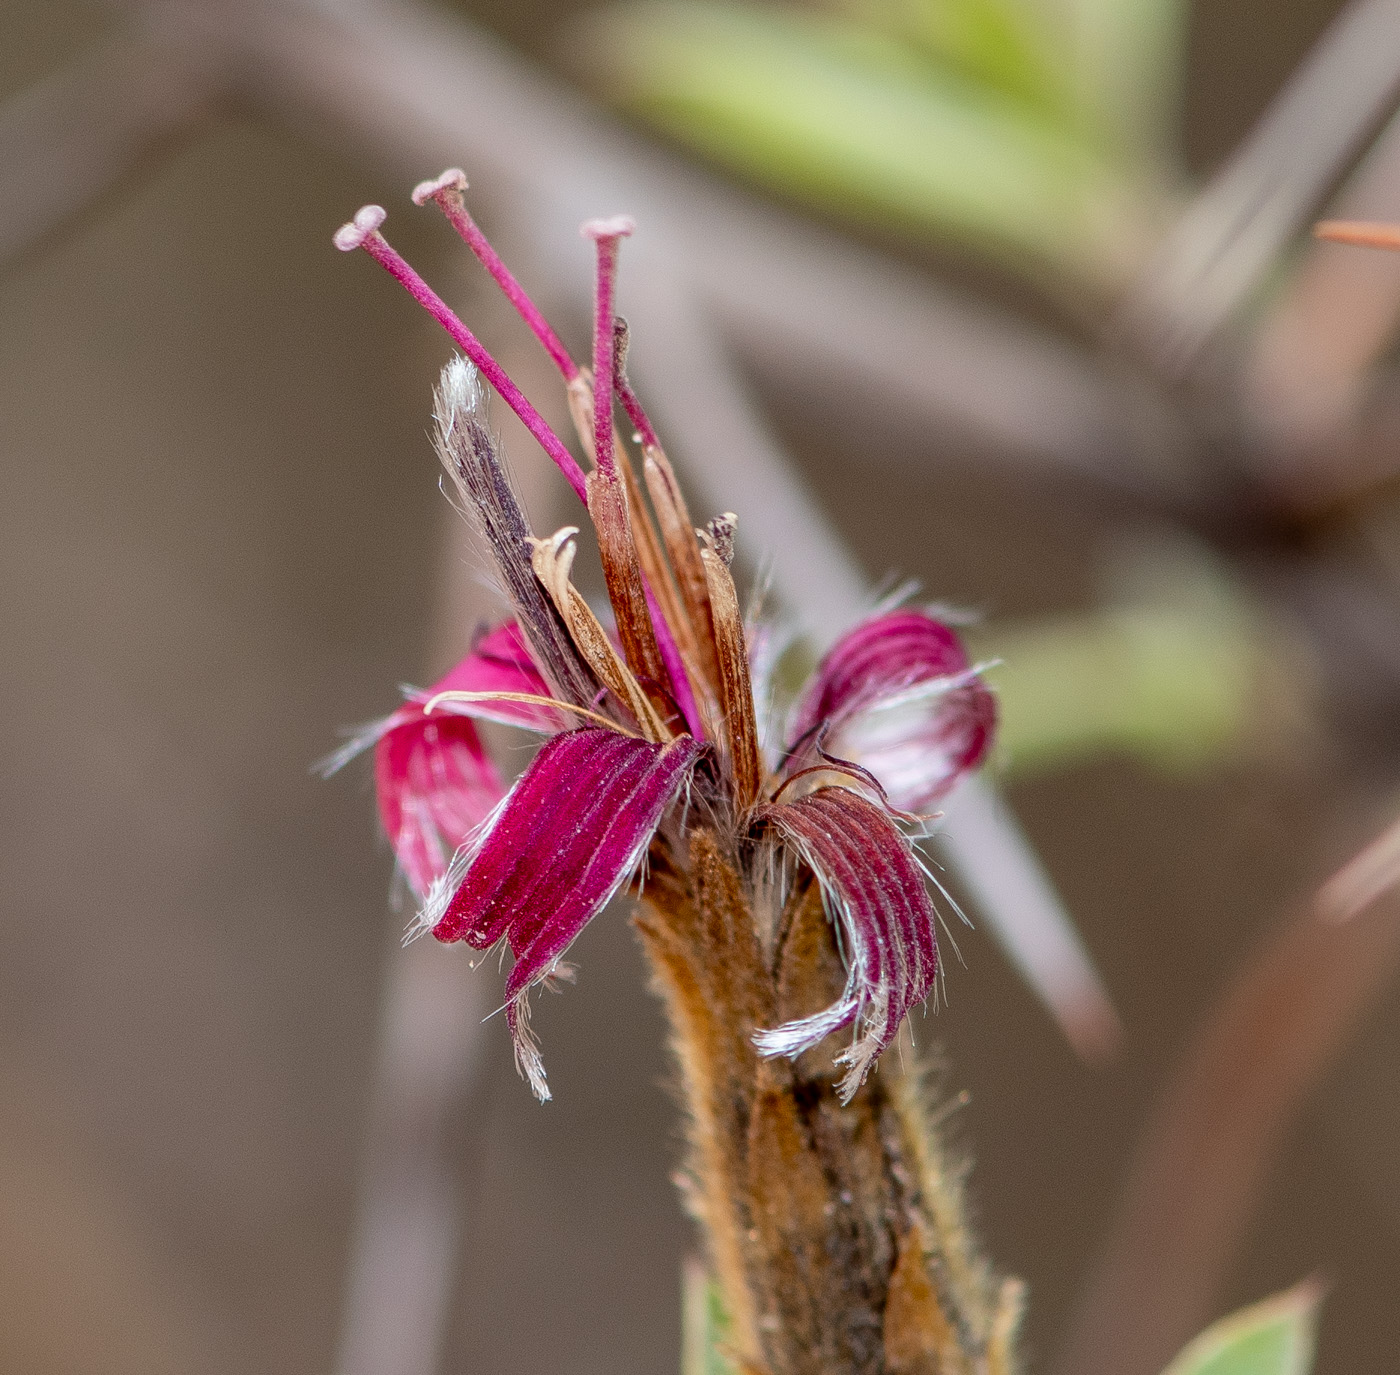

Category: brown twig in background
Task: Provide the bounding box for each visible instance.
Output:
[1053,820,1400,1375]
[1124,0,1400,374]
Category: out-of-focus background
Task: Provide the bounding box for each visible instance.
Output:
[5,0,1400,1372]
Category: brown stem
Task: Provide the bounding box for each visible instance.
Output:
[636,830,1021,1375]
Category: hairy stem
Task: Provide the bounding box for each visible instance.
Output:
[636,830,1021,1375]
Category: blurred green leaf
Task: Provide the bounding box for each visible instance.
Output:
[978,546,1310,780]
[680,1259,736,1375]
[1061,0,1190,163]
[1159,1281,1322,1375]
[577,1,1150,286]
[841,0,1081,124]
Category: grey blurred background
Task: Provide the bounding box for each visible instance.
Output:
[3,0,1399,1372]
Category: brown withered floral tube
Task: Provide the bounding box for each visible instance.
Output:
[638,831,1021,1375]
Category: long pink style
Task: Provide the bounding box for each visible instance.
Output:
[333,206,588,503]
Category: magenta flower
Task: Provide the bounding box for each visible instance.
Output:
[330,176,996,1100]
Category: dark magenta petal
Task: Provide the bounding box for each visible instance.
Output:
[757,787,938,1102]
[788,609,995,810]
[426,727,703,1100]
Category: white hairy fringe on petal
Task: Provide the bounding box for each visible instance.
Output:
[832,983,893,1102]
[511,994,551,1102]
[752,821,888,1104]
[507,788,678,1104]
[404,788,515,945]
[828,665,995,816]
[313,715,395,778]
[856,664,992,715]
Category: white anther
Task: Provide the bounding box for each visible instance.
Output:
[411,168,468,206]
[579,215,636,241]
[333,204,387,251]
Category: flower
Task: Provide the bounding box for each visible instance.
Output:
[331,176,995,1100]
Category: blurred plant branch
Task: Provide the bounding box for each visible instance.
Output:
[1126,0,1400,372]
[0,25,222,265]
[1053,817,1400,1375]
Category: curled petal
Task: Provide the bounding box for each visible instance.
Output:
[319,622,553,898]
[427,727,703,1100]
[789,609,996,811]
[756,787,937,1102]
[376,717,505,901]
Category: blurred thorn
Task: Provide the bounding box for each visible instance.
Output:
[0,31,221,272]
[1053,827,1400,1375]
[1242,111,1400,507]
[703,217,1204,513]
[938,775,1123,1063]
[1314,218,1400,248]
[1316,812,1400,922]
[1123,0,1400,374]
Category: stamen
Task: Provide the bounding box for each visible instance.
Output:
[643,574,706,739]
[581,216,635,481]
[612,317,661,452]
[413,169,581,382]
[334,205,588,502]
[424,689,636,735]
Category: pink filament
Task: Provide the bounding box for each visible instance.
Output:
[430,192,580,383]
[615,360,662,454]
[644,575,704,739]
[356,228,588,503]
[587,231,624,481]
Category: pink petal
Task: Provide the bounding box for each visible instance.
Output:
[407,621,558,731]
[788,609,995,811]
[375,716,506,900]
[321,621,556,899]
[426,727,703,1100]
[756,787,938,1102]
